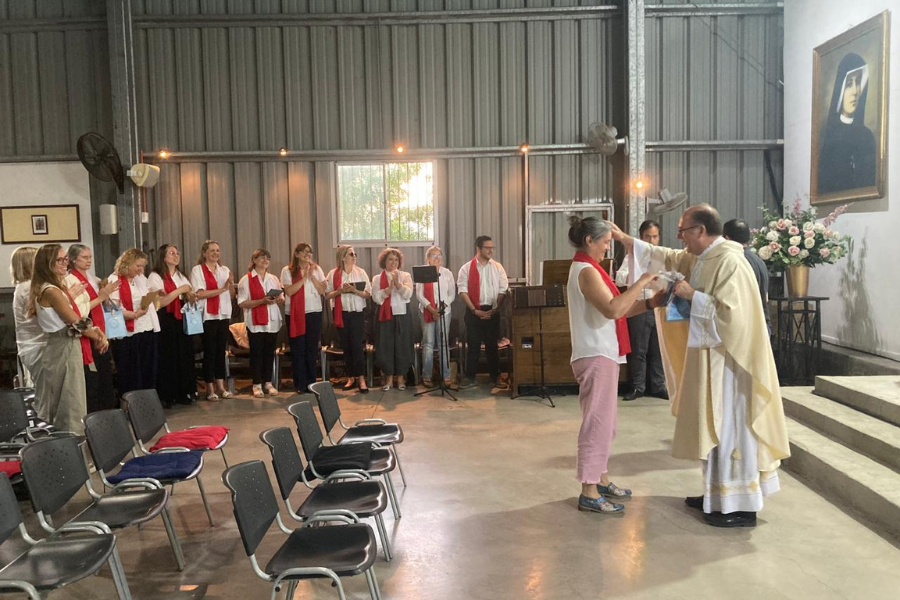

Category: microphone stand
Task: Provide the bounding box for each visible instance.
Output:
[415,269,458,402]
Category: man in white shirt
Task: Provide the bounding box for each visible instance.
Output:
[457,235,509,388]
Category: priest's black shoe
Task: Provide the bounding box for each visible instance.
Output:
[650,389,669,400]
[622,389,644,401]
[684,496,703,510]
[703,511,757,528]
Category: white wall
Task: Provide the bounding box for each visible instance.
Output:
[0,162,93,288]
[784,3,900,361]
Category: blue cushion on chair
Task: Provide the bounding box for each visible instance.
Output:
[107,451,203,484]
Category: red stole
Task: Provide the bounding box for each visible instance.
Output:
[248,272,269,326]
[467,257,482,307]
[64,288,93,366]
[163,272,183,320]
[378,271,393,322]
[118,276,135,332]
[573,251,631,356]
[202,264,220,315]
[70,269,105,335]
[423,281,437,323]
[289,270,307,337]
[332,269,345,328]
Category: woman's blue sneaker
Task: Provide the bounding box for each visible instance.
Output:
[578,494,625,514]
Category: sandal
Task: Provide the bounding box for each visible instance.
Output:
[219,390,233,399]
[206,392,219,402]
[578,494,625,514]
[397,377,406,391]
[597,482,632,499]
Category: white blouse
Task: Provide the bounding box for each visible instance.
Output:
[325,266,371,313]
[281,265,326,314]
[34,285,69,334]
[13,281,47,359]
[107,273,161,335]
[189,263,234,321]
[237,271,284,334]
[371,270,414,316]
[415,266,456,316]
[457,258,509,308]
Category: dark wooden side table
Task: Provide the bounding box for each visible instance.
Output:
[770,296,828,385]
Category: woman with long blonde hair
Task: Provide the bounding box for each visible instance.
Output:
[190,240,235,400]
[10,246,45,390]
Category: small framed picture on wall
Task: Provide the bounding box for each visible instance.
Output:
[31,215,48,235]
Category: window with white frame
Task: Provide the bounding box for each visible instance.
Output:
[336,162,435,244]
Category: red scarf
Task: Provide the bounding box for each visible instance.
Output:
[163,272,183,320]
[573,251,631,356]
[64,288,93,366]
[467,257,482,308]
[289,269,306,337]
[378,271,393,322]
[332,269,345,328]
[423,281,437,323]
[202,264,220,315]
[118,276,135,332]
[70,269,105,335]
[248,272,269,326]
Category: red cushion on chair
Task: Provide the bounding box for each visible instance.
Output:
[150,426,229,452]
[0,460,22,476]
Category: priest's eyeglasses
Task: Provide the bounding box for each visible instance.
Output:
[677,225,702,235]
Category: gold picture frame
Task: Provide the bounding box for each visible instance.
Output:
[0,205,81,244]
[810,10,890,205]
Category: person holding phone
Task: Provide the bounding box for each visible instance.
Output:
[372,248,414,391]
[237,248,284,398]
[325,245,372,393]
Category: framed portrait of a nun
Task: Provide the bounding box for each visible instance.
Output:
[810,10,890,205]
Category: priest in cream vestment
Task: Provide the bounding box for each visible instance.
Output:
[612,204,790,528]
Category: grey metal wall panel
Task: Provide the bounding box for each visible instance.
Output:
[10,33,42,154]
[418,23,446,147]
[174,25,206,151]
[153,162,184,252]
[336,26,367,148]
[261,161,291,275]
[233,162,263,264]
[446,158,475,270]
[310,27,340,149]
[202,27,234,151]
[0,35,14,155]
[256,27,286,151]
[283,26,314,149]
[287,161,315,246]
[313,161,336,265]
[445,23,473,147]
[229,28,260,150]
[37,31,69,154]
[472,22,499,147]
[205,162,239,270]
[391,25,420,148]
[179,162,209,261]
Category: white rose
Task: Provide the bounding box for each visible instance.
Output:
[749,247,757,254]
[784,219,793,228]
[799,249,809,259]
[803,222,814,232]
[757,246,772,260]
[814,222,826,233]
[766,230,780,242]
[768,221,777,229]
[804,237,815,249]
[789,236,802,246]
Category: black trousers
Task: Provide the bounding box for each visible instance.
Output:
[111,331,158,397]
[375,312,414,377]
[338,311,366,377]
[84,345,116,413]
[464,306,501,379]
[248,330,278,385]
[202,319,229,382]
[157,309,198,405]
[288,311,323,393]
[626,311,666,394]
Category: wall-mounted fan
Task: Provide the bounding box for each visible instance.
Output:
[586,122,628,156]
[76,132,160,191]
[648,188,688,216]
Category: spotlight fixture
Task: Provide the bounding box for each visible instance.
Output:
[158,149,169,159]
[279,147,288,156]
[634,180,644,190]
[520,144,529,154]
[396,145,405,153]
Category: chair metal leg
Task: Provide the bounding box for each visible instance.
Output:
[365,568,382,600]
[196,476,215,527]
[382,472,401,519]
[160,507,186,571]
[374,513,392,561]
[109,546,133,600]
[220,447,229,469]
[285,579,297,599]
[391,445,407,487]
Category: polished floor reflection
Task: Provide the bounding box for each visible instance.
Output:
[13,384,900,599]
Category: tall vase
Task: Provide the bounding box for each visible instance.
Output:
[786,265,810,297]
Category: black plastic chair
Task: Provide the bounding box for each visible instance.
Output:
[0,473,133,599]
[286,401,401,519]
[222,460,382,600]
[84,409,215,527]
[309,381,407,486]
[19,435,185,571]
[122,389,229,466]
[260,427,392,561]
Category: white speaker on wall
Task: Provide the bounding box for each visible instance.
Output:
[99,204,117,235]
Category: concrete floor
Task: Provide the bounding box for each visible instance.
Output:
[8,381,900,599]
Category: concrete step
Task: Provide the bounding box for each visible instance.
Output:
[815,376,900,428]
[781,386,900,473]
[818,342,900,377]
[784,417,900,540]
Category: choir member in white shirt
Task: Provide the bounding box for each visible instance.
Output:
[11,247,46,393]
[325,245,372,394]
[456,235,509,388]
[66,243,119,413]
[237,249,284,398]
[372,248,415,391]
[190,240,236,401]
[148,244,198,407]
[281,243,327,394]
[108,248,160,396]
[415,245,456,387]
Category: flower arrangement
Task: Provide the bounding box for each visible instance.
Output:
[750,197,851,269]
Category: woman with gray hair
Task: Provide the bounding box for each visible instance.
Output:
[567,216,659,514]
[415,245,456,387]
[372,248,415,390]
[10,246,46,390]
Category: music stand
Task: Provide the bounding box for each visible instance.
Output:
[412,265,458,402]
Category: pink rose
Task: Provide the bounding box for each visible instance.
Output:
[804,230,815,238]
[788,246,801,256]
[769,242,781,251]
[789,226,800,235]
[819,248,831,258]
[776,219,787,230]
